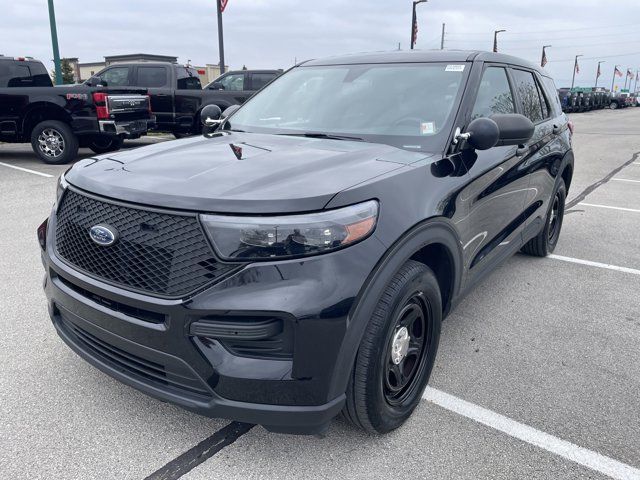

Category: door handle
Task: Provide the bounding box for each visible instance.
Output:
[516,145,530,157]
[552,124,561,134]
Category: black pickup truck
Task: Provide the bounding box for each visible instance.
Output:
[0,56,153,164]
[87,63,280,137]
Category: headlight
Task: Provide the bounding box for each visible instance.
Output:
[201,200,378,261]
[55,173,68,206]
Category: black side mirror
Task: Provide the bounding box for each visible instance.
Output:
[201,104,222,126]
[465,117,500,150]
[491,114,534,146]
[209,81,224,90]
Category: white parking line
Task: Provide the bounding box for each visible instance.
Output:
[548,254,640,276]
[612,178,640,184]
[423,387,640,480]
[0,161,53,178]
[579,203,640,214]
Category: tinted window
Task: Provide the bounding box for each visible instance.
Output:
[100,67,130,86]
[251,73,277,90]
[471,67,515,120]
[540,75,562,116]
[0,62,53,87]
[510,69,544,123]
[177,76,201,89]
[219,73,245,91]
[136,66,168,87]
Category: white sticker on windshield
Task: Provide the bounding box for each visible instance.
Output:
[445,64,465,72]
[420,122,435,135]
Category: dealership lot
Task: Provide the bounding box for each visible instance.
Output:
[1,109,639,479]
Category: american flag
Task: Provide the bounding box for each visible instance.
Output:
[627,68,634,79]
[220,0,229,13]
[574,60,580,74]
[541,48,548,67]
[412,15,419,47]
[615,66,623,78]
[596,63,601,79]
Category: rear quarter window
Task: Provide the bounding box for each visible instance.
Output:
[0,61,53,87]
[540,75,562,117]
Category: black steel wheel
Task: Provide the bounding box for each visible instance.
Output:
[343,260,442,434]
[521,178,566,257]
[88,135,123,154]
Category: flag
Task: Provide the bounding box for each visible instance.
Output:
[627,68,634,79]
[615,66,623,78]
[412,15,418,47]
[541,48,547,68]
[596,63,601,79]
[574,60,580,74]
[220,0,229,13]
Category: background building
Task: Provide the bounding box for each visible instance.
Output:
[67,54,228,84]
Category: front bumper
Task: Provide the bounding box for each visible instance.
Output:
[42,213,385,434]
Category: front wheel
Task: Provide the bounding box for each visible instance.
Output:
[521,179,566,257]
[343,260,442,434]
[30,120,79,165]
[88,135,123,154]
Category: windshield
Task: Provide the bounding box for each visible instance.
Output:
[228,62,468,152]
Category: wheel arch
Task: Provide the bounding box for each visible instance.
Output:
[20,102,72,141]
[327,217,463,400]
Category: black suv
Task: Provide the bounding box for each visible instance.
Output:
[39,51,573,435]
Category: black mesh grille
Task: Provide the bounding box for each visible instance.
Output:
[54,189,237,297]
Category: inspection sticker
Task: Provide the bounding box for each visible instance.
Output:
[420,122,435,135]
[445,64,465,72]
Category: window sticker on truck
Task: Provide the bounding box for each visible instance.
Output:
[445,64,465,72]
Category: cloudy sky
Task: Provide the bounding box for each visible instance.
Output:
[2,0,639,90]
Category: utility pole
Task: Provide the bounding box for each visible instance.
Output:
[47,0,62,85]
[540,45,551,67]
[611,65,620,92]
[216,0,226,74]
[410,0,427,50]
[595,61,604,88]
[440,23,445,50]
[493,29,506,53]
[570,54,582,89]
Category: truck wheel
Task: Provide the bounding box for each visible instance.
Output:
[89,135,123,154]
[521,179,566,257]
[343,260,442,434]
[610,101,618,110]
[30,120,79,165]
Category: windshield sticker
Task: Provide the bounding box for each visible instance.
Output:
[420,122,435,135]
[445,64,465,72]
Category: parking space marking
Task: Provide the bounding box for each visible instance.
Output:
[612,178,640,184]
[548,254,640,276]
[423,387,640,480]
[579,203,640,214]
[0,161,54,178]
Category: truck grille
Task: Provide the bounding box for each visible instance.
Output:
[54,189,238,298]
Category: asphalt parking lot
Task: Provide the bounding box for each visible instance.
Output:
[1,109,639,480]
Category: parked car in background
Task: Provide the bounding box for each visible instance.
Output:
[86,64,281,138]
[0,55,153,164]
[203,69,282,100]
[41,50,573,435]
[610,93,629,109]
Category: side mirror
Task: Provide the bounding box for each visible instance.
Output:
[464,117,500,150]
[490,113,534,146]
[209,81,224,90]
[200,104,223,131]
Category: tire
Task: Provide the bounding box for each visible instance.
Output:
[343,260,442,434]
[521,179,566,257]
[30,120,79,165]
[610,101,618,110]
[88,135,123,154]
[173,131,193,139]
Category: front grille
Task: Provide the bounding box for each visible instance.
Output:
[58,313,211,398]
[55,189,238,297]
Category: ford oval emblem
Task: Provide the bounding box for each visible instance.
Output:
[89,224,118,246]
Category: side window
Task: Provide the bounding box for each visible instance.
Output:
[100,67,130,87]
[540,75,562,117]
[6,64,31,87]
[219,73,245,91]
[136,66,168,88]
[177,76,201,90]
[510,69,544,123]
[471,67,515,120]
[251,73,276,90]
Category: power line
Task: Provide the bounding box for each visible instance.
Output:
[444,22,639,36]
[546,51,640,63]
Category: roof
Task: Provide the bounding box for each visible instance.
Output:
[303,49,544,74]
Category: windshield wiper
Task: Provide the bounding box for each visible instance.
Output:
[277,132,365,142]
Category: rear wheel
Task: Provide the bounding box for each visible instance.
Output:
[30,120,78,165]
[521,179,566,257]
[88,135,123,154]
[343,260,442,434]
[610,101,619,110]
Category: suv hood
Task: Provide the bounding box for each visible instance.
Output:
[66,132,431,213]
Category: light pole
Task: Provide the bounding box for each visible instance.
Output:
[493,29,506,53]
[611,65,620,92]
[570,54,583,89]
[595,61,605,88]
[216,0,226,74]
[47,0,62,85]
[541,45,551,67]
[410,0,427,50]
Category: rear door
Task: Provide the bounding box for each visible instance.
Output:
[248,71,278,93]
[456,64,531,287]
[210,72,251,104]
[133,65,173,128]
[173,66,203,131]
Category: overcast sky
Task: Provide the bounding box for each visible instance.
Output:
[2,0,639,90]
